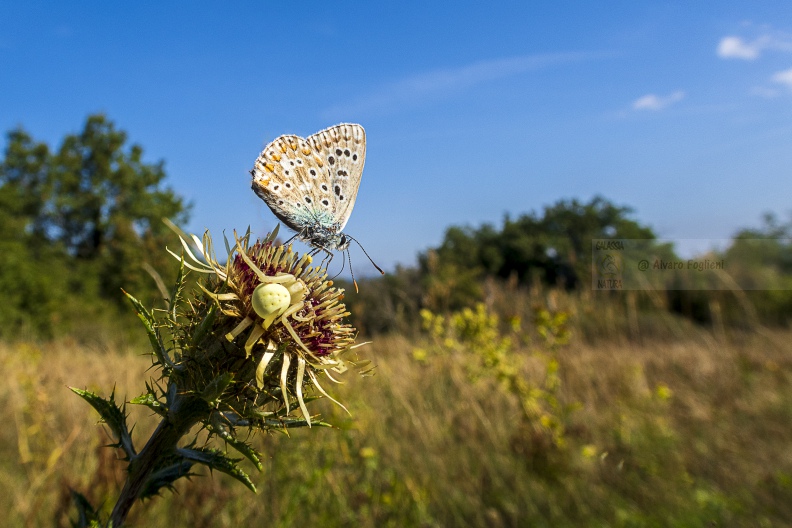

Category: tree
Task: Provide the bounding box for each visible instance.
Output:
[0,114,191,336]
[422,196,660,291]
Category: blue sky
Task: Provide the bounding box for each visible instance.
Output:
[2,2,792,271]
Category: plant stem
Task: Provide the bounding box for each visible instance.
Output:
[109,386,206,527]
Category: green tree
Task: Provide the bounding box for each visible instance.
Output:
[422,196,659,292]
[0,114,191,337]
[722,213,792,324]
[48,115,190,300]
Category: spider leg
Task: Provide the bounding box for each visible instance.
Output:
[280,304,314,356]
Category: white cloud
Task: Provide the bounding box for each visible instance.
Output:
[322,51,605,118]
[772,67,792,90]
[717,36,764,60]
[632,91,685,111]
[717,32,792,60]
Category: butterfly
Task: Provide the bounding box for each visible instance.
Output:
[250,123,383,285]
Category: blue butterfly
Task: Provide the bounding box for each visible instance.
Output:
[251,123,383,283]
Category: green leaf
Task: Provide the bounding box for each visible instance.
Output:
[140,460,195,499]
[265,416,333,429]
[69,490,102,528]
[200,372,234,405]
[272,395,323,416]
[177,447,256,493]
[122,289,176,370]
[70,387,135,459]
[265,223,280,244]
[168,255,187,320]
[191,302,217,346]
[207,415,263,471]
[129,390,166,416]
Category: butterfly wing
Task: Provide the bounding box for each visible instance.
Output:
[252,123,366,234]
[306,123,365,231]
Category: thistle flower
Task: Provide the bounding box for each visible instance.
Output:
[70,224,373,526]
[170,224,370,427]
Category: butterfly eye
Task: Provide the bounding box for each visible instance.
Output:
[352,154,358,161]
[344,149,350,157]
[285,182,292,189]
[273,185,280,191]
[321,184,328,192]
[334,185,341,196]
[304,197,312,204]
[335,148,342,156]
[328,156,335,165]
[310,169,317,177]
[321,199,329,206]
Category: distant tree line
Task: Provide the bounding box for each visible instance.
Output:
[2,115,789,339]
[345,201,792,334]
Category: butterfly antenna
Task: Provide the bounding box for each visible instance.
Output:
[347,235,385,276]
[347,248,359,293]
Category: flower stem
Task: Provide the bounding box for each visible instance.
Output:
[109,385,207,527]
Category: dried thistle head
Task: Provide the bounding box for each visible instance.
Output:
[168,225,370,427]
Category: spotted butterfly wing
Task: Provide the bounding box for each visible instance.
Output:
[251,123,365,250]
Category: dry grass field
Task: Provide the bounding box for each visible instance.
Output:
[2,300,792,527]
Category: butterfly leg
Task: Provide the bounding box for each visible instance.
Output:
[319,249,334,270]
[330,250,347,281]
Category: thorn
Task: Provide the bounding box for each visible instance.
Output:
[354,279,359,294]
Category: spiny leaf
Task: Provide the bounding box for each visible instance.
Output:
[207,416,263,471]
[129,391,166,416]
[122,289,175,370]
[169,255,187,320]
[69,490,102,528]
[272,395,323,416]
[191,302,217,346]
[265,416,333,429]
[177,447,256,493]
[140,460,195,499]
[200,372,234,405]
[70,387,135,459]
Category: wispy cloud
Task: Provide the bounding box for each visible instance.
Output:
[632,91,685,111]
[751,67,792,98]
[322,51,604,118]
[717,32,792,60]
[751,86,781,99]
[772,67,792,90]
